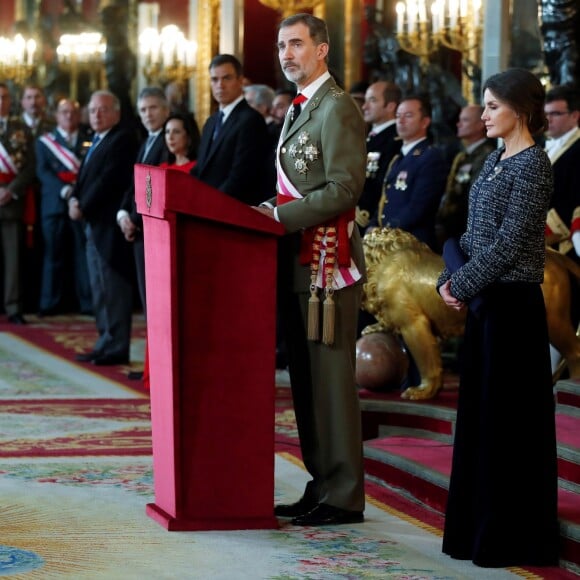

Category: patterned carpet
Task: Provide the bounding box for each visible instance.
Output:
[0,317,568,579]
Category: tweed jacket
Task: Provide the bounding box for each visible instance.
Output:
[437,145,553,302]
[0,117,35,221]
[267,77,367,292]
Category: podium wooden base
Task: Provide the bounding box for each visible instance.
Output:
[146,503,279,531]
[135,166,285,533]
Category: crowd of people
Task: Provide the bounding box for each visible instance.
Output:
[0,12,576,566]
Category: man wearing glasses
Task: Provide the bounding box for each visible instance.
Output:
[544,84,580,261]
[543,84,580,374]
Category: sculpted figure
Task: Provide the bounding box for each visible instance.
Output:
[540,0,580,86]
[361,227,580,399]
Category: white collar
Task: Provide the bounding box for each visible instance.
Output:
[298,71,332,101]
[401,137,428,156]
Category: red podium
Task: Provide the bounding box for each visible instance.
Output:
[135,165,284,531]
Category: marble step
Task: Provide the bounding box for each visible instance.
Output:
[556,378,580,411]
[362,405,580,572]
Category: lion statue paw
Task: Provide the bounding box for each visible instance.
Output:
[401,382,443,400]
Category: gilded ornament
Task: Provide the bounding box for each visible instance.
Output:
[145,172,152,210]
[286,131,320,176]
[295,158,308,174]
[366,151,381,178]
[5,128,28,170]
[394,170,408,191]
[304,143,319,161]
[486,166,503,181]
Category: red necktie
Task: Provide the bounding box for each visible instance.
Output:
[290,93,307,125]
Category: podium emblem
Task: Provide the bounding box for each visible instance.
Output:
[145,172,152,210]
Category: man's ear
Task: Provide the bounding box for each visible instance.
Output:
[317,42,329,60]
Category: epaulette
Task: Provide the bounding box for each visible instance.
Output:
[329,86,345,100]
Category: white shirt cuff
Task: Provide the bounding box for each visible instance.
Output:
[572,231,580,256]
[116,209,130,225]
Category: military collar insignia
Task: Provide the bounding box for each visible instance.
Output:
[329,86,345,100]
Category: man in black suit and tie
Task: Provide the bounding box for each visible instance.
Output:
[69,90,139,366]
[357,80,402,234]
[543,84,580,373]
[191,54,270,205]
[35,98,93,316]
[117,86,170,380]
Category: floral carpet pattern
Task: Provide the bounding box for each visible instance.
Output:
[0,319,565,579]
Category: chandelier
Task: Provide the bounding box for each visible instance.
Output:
[0,34,36,86]
[395,0,483,102]
[258,0,323,17]
[139,25,197,87]
[56,32,106,102]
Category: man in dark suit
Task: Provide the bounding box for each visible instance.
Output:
[543,84,580,373]
[117,86,170,380]
[0,83,36,324]
[256,14,367,527]
[69,90,139,366]
[368,94,449,252]
[191,54,270,205]
[357,80,402,233]
[356,80,402,335]
[544,84,580,260]
[35,98,92,316]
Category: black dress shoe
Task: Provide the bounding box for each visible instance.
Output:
[7,313,27,325]
[75,351,101,362]
[291,503,364,526]
[274,497,318,518]
[127,371,144,380]
[92,354,129,366]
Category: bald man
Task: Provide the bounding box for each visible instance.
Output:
[435,104,496,250]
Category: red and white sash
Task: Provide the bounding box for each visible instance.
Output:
[276,152,361,290]
[0,140,17,176]
[38,133,81,173]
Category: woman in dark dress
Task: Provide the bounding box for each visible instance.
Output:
[437,68,560,568]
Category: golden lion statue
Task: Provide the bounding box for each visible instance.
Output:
[361,228,580,400]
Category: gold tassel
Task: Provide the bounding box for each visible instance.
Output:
[322,283,335,345]
[307,282,320,341]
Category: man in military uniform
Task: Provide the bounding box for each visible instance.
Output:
[35,98,93,316]
[357,80,402,234]
[256,13,367,527]
[435,104,496,251]
[0,83,36,324]
[368,94,449,252]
